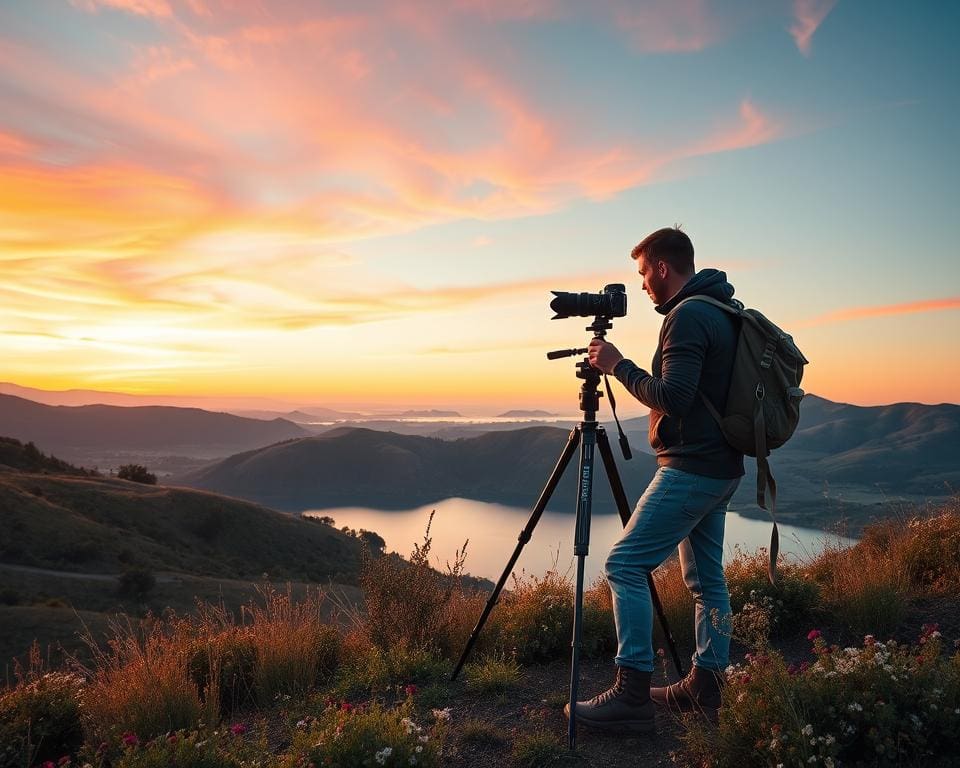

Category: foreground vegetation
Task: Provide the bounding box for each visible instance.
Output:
[2,499,959,767]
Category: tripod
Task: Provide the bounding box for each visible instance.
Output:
[451,316,685,751]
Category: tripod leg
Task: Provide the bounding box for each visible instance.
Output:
[451,428,581,681]
[596,430,685,678]
[567,420,597,751]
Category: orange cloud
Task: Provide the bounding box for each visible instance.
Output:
[790,0,837,56]
[801,297,960,327]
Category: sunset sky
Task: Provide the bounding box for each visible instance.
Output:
[1,0,958,415]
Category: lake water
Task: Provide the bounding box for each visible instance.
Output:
[304,497,857,584]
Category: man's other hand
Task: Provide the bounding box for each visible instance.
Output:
[588,338,624,374]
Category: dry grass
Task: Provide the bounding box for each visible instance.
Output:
[75,614,213,744]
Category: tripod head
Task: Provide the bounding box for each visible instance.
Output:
[545,314,618,419]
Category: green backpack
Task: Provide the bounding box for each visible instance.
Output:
[679,296,809,584]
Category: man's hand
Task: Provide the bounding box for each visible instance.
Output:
[588,338,624,374]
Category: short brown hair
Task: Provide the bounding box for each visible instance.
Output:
[630,226,694,275]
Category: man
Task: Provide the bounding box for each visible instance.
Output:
[565,226,744,733]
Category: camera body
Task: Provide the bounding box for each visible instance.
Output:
[550,283,627,319]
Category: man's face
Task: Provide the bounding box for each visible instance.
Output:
[638,255,667,305]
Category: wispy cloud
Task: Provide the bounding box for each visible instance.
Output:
[801,297,960,327]
[790,0,837,56]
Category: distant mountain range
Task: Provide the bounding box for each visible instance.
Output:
[3,389,957,532]
[0,394,310,458]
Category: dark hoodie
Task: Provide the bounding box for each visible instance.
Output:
[613,268,745,479]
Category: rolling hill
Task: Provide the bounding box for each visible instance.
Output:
[177,426,660,512]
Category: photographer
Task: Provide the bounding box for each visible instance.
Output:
[565,226,745,733]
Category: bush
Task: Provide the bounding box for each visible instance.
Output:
[279,699,445,768]
[489,570,573,664]
[726,548,821,640]
[686,625,960,767]
[118,567,156,599]
[117,464,157,485]
[360,512,471,658]
[187,631,258,718]
[0,656,84,768]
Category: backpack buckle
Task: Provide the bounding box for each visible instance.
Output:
[755,383,765,400]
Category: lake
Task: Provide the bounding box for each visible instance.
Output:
[304,497,857,584]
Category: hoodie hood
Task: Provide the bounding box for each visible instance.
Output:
[655,268,739,315]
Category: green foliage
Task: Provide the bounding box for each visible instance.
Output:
[465,654,521,694]
[117,464,157,485]
[726,548,821,639]
[0,663,84,768]
[687,626,960,768]
[329,640,450,701]
[490,570,572,664]
[279,699,445,768]
[103,724,268,768]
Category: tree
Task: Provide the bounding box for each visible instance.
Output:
[117,464,157,484]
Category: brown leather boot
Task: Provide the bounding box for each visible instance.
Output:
[563,666,655,734]
[650,665,724,720]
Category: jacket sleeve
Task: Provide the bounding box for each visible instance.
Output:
[612,307,712,416]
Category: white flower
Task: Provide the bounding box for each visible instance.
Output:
[808,758,817,764]
[825,735,835,745]
[802,724,814,736]
[769,739,779,750]
[848,702,863,712]
[374,746,394,765]
[415,746,423,753]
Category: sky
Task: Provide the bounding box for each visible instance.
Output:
[1,0,958,415]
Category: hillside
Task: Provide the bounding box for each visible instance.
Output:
[0,393,310,457]
[177,426,660,512]
[0,455,364,585]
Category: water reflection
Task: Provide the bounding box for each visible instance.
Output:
[305,497,857,584]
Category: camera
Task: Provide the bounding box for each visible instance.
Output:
[550,283,627,319]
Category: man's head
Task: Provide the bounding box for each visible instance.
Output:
[630,227,696,305]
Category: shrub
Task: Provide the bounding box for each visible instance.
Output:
[458,718,505,745]
[187,630,258,718]
[279,699,445,768]
[685,625,960,767]
[330,636,450,701]
[0,651,83,768]
[895,510,960,594]
[725,548,820,639]
[118,567,157,599]
[117,464,157,484]
[360,512,473,659]
[489,570,573,664]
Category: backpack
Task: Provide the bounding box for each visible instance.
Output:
[678,296,809,584]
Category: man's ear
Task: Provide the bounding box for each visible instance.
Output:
[657,260,669,278]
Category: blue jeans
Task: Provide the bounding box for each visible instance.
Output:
[604,466,740,673]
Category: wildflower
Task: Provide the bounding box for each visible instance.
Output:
[341,702,354,713]
[121,732,139,747]
[374,746,393,765]
[230,722,247,736]
[168,733,179,743]
[807,629,822,641]
[848,702,863,712]
[58,758,70,767]
[405,684,418,697]
[801,724,814,736]
[769,739,779,750]
[432,707,452,722]
[43,762,55,768]
[864,634,876,646]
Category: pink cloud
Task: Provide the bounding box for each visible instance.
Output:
[801,297,960,327]
[70,0,173,18]
[790,0,837,56]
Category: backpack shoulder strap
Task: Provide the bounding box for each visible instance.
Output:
[675,295,742,316]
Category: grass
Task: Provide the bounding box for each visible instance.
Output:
[1,499,960,767]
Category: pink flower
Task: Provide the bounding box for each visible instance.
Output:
[230,723,247,736]
[168,733,179,743]
[405,684,418,697]
[864,635,876,646]
[799,661,810,673]
[340,702,353,713]
[807,629,822,641]
[58,758,71,767]
[121,732,139,747]
[43,762,55,768]
[739,673,751,684]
